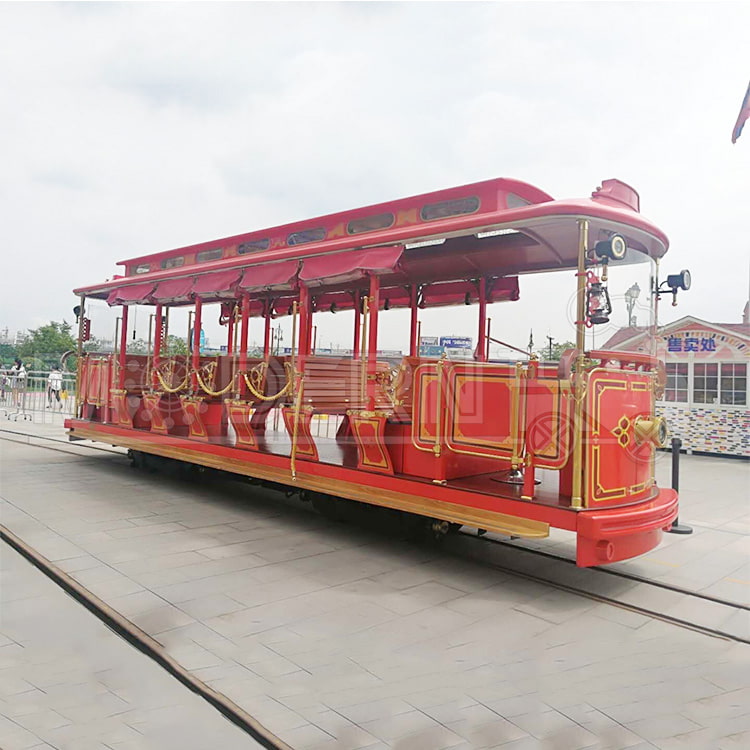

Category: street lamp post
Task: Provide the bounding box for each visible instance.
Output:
[625,282,641,327]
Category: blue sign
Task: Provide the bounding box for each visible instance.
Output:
[667,335,716,353]
[440,336,473,349]
[188,328,207,354]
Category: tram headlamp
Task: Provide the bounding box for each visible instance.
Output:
[634,415,668,448]
[594,234,627,261]
[667,269,691,291]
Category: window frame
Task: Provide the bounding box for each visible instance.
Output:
[659,359,747,408]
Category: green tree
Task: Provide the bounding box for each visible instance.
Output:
[18,321,77,368]
[165,335,188,356]
[0,342,18,366]
[127,338,149,355]
[536,340,576,362]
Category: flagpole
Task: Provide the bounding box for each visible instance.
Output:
[731,79,750,144]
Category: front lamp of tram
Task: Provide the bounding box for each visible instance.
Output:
[634,415,669,448]
[594,234,627,261]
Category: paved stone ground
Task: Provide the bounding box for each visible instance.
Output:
[507,450,750,604]
[1,426,749,749]
[0,539,259,750]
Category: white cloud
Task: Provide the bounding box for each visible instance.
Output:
[1,1,748,349]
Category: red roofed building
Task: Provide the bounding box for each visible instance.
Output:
[602,307,749,457]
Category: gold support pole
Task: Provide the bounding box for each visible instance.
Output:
[575,218,589,353]
[433,357,444,460]
[290,302,298,376]
[571,218,589,510]
[289,302,301,480]
[510,362,523,469]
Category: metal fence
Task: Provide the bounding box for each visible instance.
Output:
[1,370,77,423]
[0,369,345,438]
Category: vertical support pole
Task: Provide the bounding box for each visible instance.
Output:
[263,301,272,358]
[352,292,361,360]
[227,304,235,356]
[366,274,380,410]
[191,298,202,391]
[651,258,660,358]
[668,437,693,534]
[299,283,311,364]
[360,297,368,403]
[409,284,419,357]
[153,304,163,390]
[477,277,488,362]
[118,305,129,389]
[575,219,589,354]
[571,218,589,510]
[75,294,86,417]
[238,293,250,395]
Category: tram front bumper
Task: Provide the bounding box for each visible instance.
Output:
[575,488,679,567]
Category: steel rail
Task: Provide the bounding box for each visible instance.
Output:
[0,525,292,750]
[3,428,747,645]
[458,530,750,612]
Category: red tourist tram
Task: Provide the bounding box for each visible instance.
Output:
[65,177,688,566]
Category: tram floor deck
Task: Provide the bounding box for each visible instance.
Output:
[2,421,749,750]
[214,424,573,510]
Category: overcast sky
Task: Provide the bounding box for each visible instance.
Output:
[2,1,748,354]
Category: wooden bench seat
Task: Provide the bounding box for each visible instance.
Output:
[299,357,392,413]
[282,356,394,466]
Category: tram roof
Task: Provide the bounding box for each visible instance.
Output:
[74,176,670,305]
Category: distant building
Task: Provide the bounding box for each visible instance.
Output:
[602,306,749,457]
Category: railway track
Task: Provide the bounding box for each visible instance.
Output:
[450,530,749,645]
[3,426,748,649]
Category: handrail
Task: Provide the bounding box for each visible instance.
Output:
[195,362,236,397]
[587,349,661,370]
[241,361,294,402]
[154,360,190,393]
[487,335,536,359]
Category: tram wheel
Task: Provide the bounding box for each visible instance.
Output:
[310,493,345,522]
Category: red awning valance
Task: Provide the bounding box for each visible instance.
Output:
[300,245,403,287]
[240,260,299,292]
[489,276,520,303]
[418,276,519,308]
[107,283,155,306]
[152,278,194,304]
[193,270,241,299]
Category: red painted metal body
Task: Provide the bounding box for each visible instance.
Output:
[67,177,679,566]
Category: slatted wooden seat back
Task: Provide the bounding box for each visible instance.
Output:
[300,356,393,414]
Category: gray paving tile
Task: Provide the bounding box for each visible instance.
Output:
[3,432,750,749]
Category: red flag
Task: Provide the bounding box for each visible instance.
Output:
[731,80,750,144]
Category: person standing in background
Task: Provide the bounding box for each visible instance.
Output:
[48,366,63,409]
[10,358,26,408]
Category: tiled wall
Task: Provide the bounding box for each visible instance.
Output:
[658,403,750,457]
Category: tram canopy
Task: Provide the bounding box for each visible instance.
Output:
[152,278,193,304]
[106,283,154,306]
[240,260,299,292]
[299,245,403,287]
[193,270,241,299]
[78,177,670,304]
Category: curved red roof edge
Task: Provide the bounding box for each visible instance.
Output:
[74,178,669,297]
